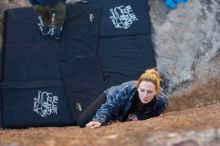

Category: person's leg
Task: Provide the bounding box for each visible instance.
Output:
[33,5,51,35]
[51,1,66,39]
[77,93,107,127]
[51,1,66,27]
[33,5,51,25]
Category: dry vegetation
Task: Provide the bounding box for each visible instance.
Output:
[167,77,220,112]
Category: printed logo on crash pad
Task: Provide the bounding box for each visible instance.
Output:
[33,90,58,117]
[109,5,138,29]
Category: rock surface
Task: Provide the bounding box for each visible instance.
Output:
[150,0,220,91]
[148,0,220,110]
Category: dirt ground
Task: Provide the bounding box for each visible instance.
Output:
[0,104,220,146]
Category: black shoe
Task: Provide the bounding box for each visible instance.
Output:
[37,16,49,35]
[40,25,49,35]
[54,26,63,40]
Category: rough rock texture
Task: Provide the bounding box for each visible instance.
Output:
[0,105,220,146]
[0,0,220,146]
[150,0,220,91]
[148,0,220,111]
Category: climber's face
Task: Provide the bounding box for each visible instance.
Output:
[137,80,157,104]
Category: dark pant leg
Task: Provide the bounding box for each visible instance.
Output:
[51,1,66,27]
[33,5,51,25]
[77,93,106,127]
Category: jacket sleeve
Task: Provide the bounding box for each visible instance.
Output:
[92,91,125,124]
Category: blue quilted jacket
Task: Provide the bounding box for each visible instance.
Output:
[92,81,168,124]
[29,0,66,6]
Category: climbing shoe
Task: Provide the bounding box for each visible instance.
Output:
[54,26,63,40]
[37,16,49,35]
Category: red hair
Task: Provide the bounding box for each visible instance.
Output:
[137,68,160,94]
